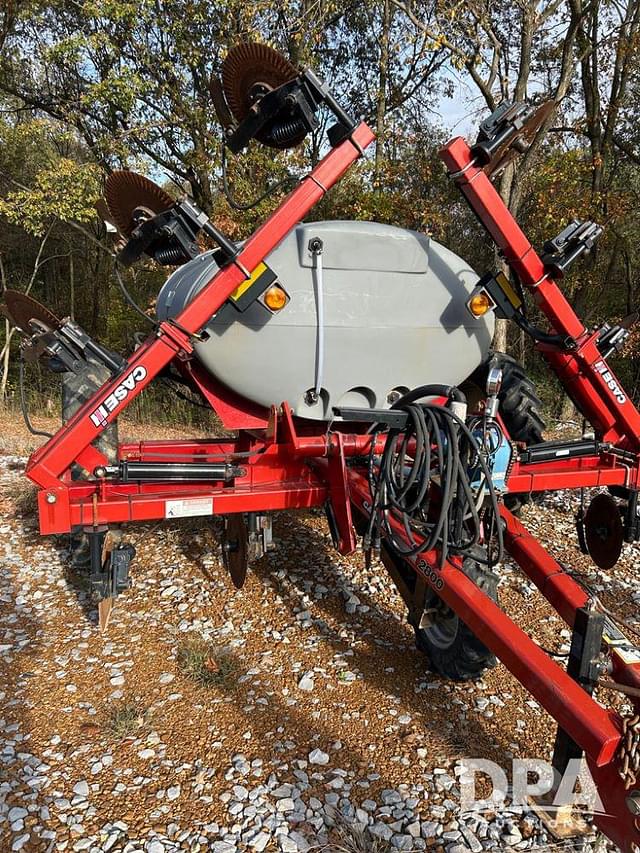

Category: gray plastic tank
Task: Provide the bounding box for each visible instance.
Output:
[156,221,494,420]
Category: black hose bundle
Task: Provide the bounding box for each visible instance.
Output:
[365,386,503,568]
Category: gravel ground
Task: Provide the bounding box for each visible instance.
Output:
[0,415,636,853]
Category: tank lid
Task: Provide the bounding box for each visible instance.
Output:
[296,221,430,274]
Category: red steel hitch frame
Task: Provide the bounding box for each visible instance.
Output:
[22,122,640,850]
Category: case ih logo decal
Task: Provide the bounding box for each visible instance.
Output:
[594,360,626,404]
[90,366,148,427]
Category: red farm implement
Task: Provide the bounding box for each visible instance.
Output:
[5,43,640,852]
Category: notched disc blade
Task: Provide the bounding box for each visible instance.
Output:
[96,197,119,234]
[485,101,555,178]
[2,290,61,333]
[104,171,174,237]
[222,513,248,589]
[210,76,235,130]
[222,42,298,124]
[585,492,623,570]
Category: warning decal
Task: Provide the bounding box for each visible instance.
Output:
[603,616,640,666]
[165,498,214,519]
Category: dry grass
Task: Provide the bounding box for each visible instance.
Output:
[0,408,215,459]
[5,478,38,517]
[102,700,152,741]
[176,636,238,688]
[318,812,394,853]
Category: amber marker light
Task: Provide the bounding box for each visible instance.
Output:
[262,284,289,312]
[467,290,493,318]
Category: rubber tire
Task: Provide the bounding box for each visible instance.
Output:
[494,353,546,446]
[411,556,499,681]
[466,353,546,513]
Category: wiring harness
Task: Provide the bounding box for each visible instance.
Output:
[364,385,504,568]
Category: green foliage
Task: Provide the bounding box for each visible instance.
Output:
[0,118,101,233]
[0,156,100,235]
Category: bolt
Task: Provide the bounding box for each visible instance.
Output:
[45,493,56,505]
[386,390,401,404]
[627,791,640,816]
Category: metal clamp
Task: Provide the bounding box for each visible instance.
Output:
[530,272,550,288]
[448,158,479,180]
[232,258,253,280]
[541,219,603,279]
[308,175,329,194]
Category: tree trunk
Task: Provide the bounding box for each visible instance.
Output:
[493,318,508,353]
[492,163,518,352]
[375,0,391,179]
[0,228,52,400]
[0,320,12,401]
[69,252,75,321]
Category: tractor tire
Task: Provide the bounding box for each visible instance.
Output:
[465,353,546,513]
[494,353,546,447]
[496,354,545,513]
[411,555,499,681]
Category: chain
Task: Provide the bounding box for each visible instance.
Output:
[619,714,640,790]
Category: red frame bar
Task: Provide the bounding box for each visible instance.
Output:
[507,453,638,493]
[348,467,640,851]
[35,428,386,535]
[346,469,621,765]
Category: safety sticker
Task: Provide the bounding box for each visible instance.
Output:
[494,270,523,310]
[165,498,213,519]
[603,616,640,665]
[228,262,277,310]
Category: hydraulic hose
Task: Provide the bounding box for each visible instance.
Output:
[366,389,503,568]
[392,383,466,408]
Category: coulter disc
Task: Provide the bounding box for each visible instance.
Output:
[1,290,61,334]
[104,171,174,237]
[584,492,623,571]
[222,513,249,589]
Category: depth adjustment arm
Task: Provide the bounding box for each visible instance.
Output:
[471,101,537,164]
[541,219,603,278]
[224,67,360,155]
[118,195,243,271]
[23,317,126,376]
